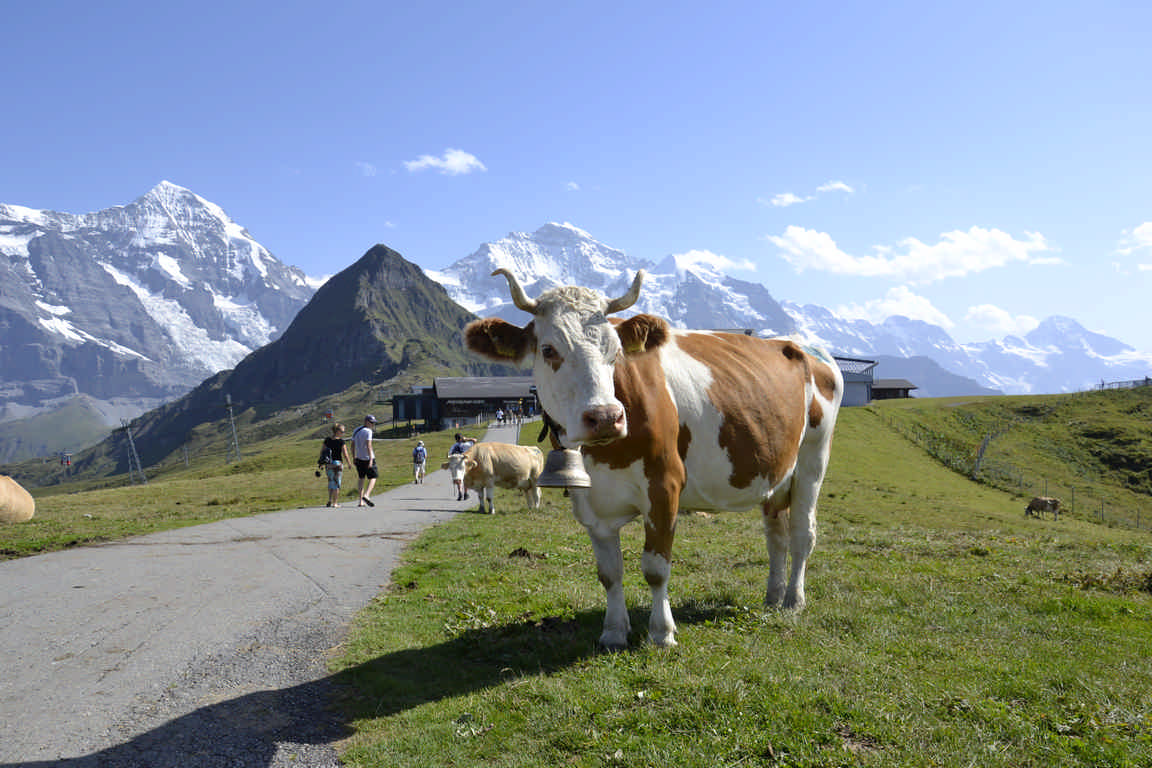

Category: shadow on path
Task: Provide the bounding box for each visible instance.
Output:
[3,605,727,767]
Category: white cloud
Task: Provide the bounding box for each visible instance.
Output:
[1117,222,1152,271]
[403,148,487,175]
[566,181,581,191]
[816,180,854,195]
[767,225,1053,283]
[837,286,954,329]
[761,192,811,207]
[964,304,1039,338]
[355,161,378,177]
[761,180,855,208]
[672,249,756,272]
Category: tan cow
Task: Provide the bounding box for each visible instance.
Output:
[0,475,35,523]
[465,269,843,649]
[442,442,544,514]
[1025,496,1061,520]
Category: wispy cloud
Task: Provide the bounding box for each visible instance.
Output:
[566,181,581,191]
[355,161,378,177]
[837,286,954,328]
[816,180,854,195]
[403,148,487,175]
[760,179,855,208]
[671,249,756,273]
[766,225,1054,283]
[964,304,1039,338]
[761,192,811,208]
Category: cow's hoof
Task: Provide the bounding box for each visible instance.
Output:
[649,633,678,648]
[597,630,630,652]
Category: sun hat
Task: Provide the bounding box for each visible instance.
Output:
[365,415,377,423]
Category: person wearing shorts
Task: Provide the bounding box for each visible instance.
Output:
[412,440,427,484]
[352,415,378,507]
[322,423,352,507]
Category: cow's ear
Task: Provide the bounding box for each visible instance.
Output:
[465,318,533,362]
[615,314,670,355]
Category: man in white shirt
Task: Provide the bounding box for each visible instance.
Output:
[352,415,378,507]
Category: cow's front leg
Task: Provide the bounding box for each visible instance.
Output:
[483,484,495,514]
[642,495,679,647]
[570,489,631,650]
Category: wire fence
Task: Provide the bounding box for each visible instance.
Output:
[876,411,1151,534]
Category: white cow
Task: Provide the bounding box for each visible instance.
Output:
[0,475,35,524]
[442,442,545,514]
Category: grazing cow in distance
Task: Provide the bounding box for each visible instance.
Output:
[442,442,545,514]
[464,269,844,649]
[1025,496,1061,520]
[0,475,35,524]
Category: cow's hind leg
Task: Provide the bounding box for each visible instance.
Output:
[762,501,790,607]
[775,446,830,610]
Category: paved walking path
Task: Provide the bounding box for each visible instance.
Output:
[0,423,522,767]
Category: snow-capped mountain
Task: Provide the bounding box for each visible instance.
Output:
[434,223,1152,396]
[430,223,796,335]
[0,182,316,420]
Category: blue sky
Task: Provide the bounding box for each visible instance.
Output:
[5,1,1152,351]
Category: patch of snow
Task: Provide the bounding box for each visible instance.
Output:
[35,300,72,316]
[36,314,151,360]
[211,289,276,347]
[153,253,192,289]
[99,262,251,372]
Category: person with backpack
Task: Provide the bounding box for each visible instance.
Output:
[319,423,352,508]
[412,440,427,484]
[352,415,378,507]
[448,433,476,500]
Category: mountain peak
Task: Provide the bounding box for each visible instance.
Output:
[530,222,595,241]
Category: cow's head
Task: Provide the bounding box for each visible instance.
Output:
[443,453,468,482]
[465,269,669,447]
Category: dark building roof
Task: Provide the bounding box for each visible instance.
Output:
[433,376,535,399]
[874,378,918,391]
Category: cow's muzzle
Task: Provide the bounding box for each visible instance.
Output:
[580,405,626,443]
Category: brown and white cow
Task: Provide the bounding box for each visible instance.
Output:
[0,475,35,524]
[442,442,545,514]
[1025,496,1061,520]
[464,269,843,649]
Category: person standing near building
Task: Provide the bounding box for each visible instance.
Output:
[412,440,427,484]
[352,415,378,507]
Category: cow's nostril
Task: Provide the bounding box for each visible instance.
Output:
[582,406,625,436]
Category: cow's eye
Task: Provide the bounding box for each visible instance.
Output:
[541,344,559,361]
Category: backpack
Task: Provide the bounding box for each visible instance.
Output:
[318,444,333,466]
[413,446,426,462]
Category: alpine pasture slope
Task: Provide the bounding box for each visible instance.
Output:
[333,395,1152,768]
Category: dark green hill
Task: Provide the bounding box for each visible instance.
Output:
[5,245,509,483]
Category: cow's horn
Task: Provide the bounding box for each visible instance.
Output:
[492,268,538,314]
[605,270,645,314]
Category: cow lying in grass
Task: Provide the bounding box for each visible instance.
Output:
[442,442,545,514]
[0,475,35,524]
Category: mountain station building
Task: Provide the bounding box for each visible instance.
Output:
[392,377,538,431]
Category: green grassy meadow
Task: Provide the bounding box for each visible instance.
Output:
[331,395,1152,767]
[3,390,1151,766]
